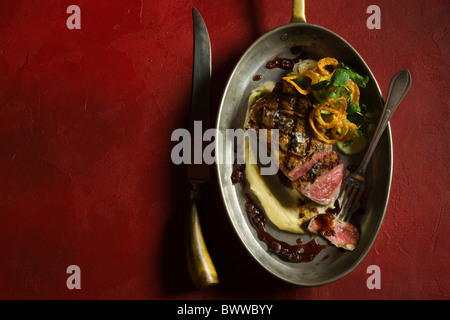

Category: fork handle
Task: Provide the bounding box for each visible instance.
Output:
[358,70,412,173]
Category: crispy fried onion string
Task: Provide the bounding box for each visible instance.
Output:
[309,98,352,143]
[282,70,318,95]
[346,79,360,106]
[317,57,340,76]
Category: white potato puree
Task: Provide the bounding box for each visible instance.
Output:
[244,81,333,234]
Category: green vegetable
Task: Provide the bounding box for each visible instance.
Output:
[346,103,361,115]
[328,86,343,99]
[340,63,369,88]
[355,128,363,137]
[330,69,350,87]
[311,80,329,91]
[292,76,310,89]
[336,135,368,155]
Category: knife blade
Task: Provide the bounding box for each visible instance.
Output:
[185,7,219,289]
[187,7,211,183]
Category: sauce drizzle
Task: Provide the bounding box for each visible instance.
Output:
[266,55,302,70]
[325,199,342,216]
[265,46,308,70]
[231,162,246,189]
[245,194,330,263]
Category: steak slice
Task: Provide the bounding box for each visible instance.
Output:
[279,143,332,182]
[307,213,359,251]
[293,151,345,205]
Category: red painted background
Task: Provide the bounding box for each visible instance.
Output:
[0,0,448,300]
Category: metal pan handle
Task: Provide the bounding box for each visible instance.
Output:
[291,0,306,23]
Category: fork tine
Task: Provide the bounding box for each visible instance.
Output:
[338,181,352,207]
[337,181,347,201]
[348,189,363,217]
[340,185,358,221]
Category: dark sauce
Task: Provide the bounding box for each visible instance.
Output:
[316,253,331,266]
[245,194,330,263]
[266,46,308,70]
[266,55,301,70]
[310,212,336,237]
[253,74,262,81]
[231,162,246,189]
[325,199,342,216]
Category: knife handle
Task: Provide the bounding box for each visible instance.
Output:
[186,185,219,288]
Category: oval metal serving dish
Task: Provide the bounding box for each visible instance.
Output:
[215,0,392,286]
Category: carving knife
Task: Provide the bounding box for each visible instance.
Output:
[185,7,219,288]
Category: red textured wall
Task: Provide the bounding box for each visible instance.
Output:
[0,0,448,300]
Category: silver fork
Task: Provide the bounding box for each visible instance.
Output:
[339,70,412,222]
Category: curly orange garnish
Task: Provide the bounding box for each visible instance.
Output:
[317,57,340,76]
[282,70,319,95]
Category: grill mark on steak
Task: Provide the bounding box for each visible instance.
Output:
[274,80,313,114]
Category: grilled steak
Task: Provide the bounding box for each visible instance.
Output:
[293,151,345,205]
[307,213,359,251]
[247,80,343,205]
